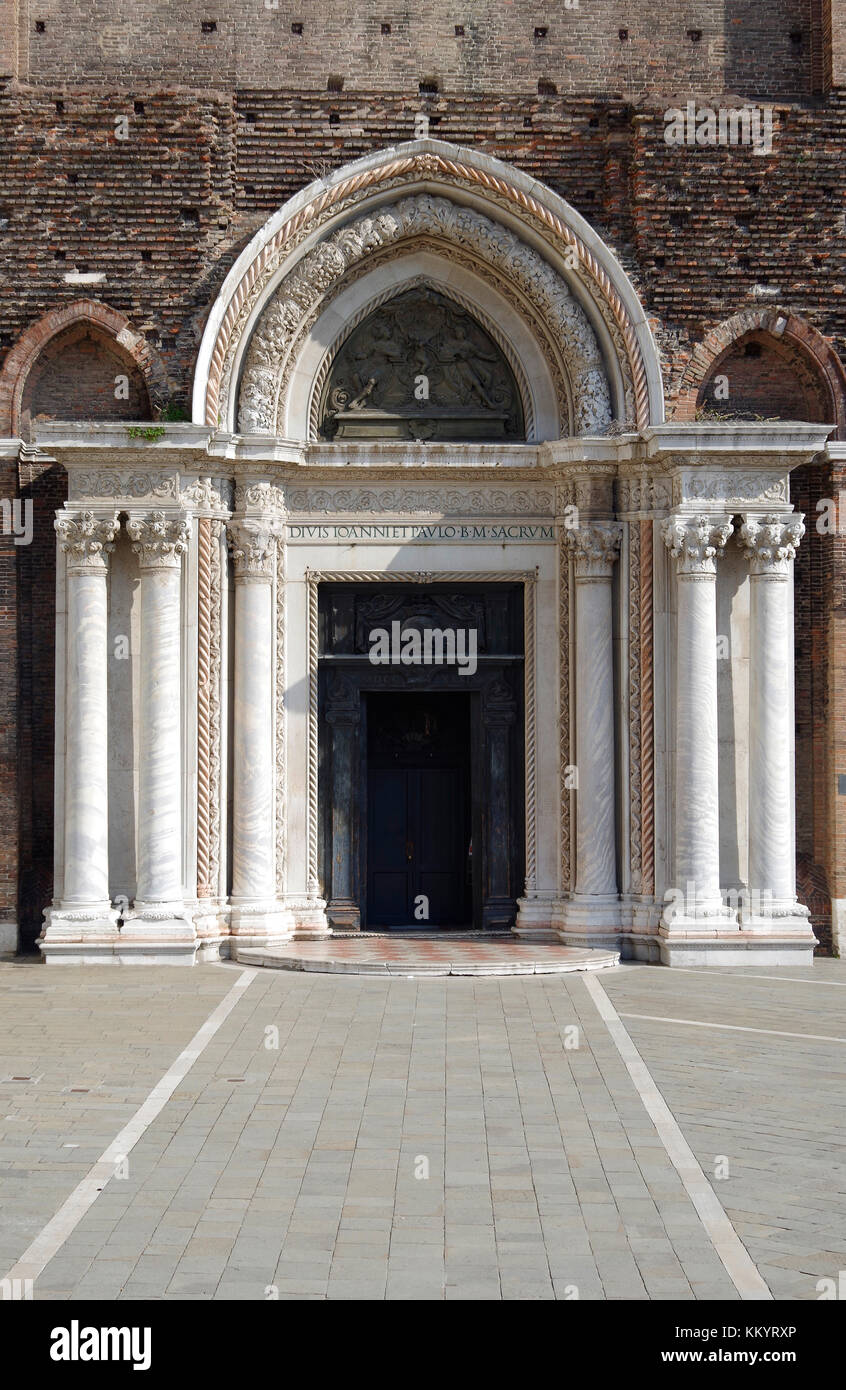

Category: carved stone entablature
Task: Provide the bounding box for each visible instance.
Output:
[566,521,623,579]
[227,518,278,582]
[237,194,612,438]
[662,513,733,577]
[55,509,119,573]
[127,511,191,570]
[287,486,554,517]
[672,470,789,510]
[738,513,805,577]
[233,480,286,515]
[616,474,673,516]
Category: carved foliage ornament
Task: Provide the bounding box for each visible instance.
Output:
[567,522,623,579]
[227,518,279,580]
[128,511,191,570]
[55,510,119,572]
[738,513,805,576]
[238,194,612,437]
[662,514,733,576]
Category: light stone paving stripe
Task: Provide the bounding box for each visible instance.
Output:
[1,967,257,1287]
[582,974,773,1302]
[618,1012,846,1044]
[620,965,846,988]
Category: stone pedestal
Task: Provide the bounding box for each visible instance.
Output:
[738,514,815,957]
[120,511,196,960]
[41,511,121,961]
[227,519,292,953]
[557,522,622,947]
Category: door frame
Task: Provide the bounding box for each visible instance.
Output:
[312,573,535,932]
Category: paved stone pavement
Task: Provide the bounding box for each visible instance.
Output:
[0,955,844,1300]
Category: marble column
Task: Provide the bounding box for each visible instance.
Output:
[560,521,622,940]
[41,510,120,956]
[227,518,289,949]
[739,513,813,936]
[661,514,735,936]
[123,510,194,952]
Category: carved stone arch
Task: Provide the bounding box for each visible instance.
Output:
[674,307,846,438]
[0,300,169,438]
[193,139,664,432]
[270,249,568,441]
[236,193,611,438]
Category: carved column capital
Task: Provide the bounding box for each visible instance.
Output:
[127,510,190,570]
[566,521,623,580]
[227,518,279,582]
[55,509,119,574]
[738,512,804,578]
[662,513,732,578]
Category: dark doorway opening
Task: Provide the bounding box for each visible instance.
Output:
[366,692,472,928]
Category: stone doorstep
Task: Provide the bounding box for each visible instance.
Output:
[236,941,620,976]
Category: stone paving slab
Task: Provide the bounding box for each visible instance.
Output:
[0,957,844,1299]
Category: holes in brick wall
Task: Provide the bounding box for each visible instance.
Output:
[746,182,759,196]
[429,114,441,127]
[534,26,548,40]
[55,100,64,114]
[35,20,45,34]
[789,29,803,44]
[180,207,200,226]
[537,79,557,96]
[201,20,217,34]
[244,183,255,194]
[737,256,751,271]
[54,250,66,260]
[744,341,762,358]
[686,28,702,42]
[327,75,344,92]
[66,172,78,184]
[669,211,689,228]
[589,115,600,127]
[151,173,162,185]
[291,22,303,35]
[523,115,533,128]
[419,78,439,95]
[141,250,153,263]
[618,28,628,41]
[455,25,465,37]
[329,111,340,125]
[245,110,257,123]
[653,255,666,268]
[381,23,391,35]
[134,100,145,115]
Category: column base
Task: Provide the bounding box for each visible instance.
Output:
[554,894,622,951]
[117,901,199,964]
[659,933,816,968]
[229,900,295,957]
[514,894,567,940]
[285,894,331,938]
[39,904,122,963]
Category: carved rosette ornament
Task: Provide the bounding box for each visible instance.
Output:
[566,522,623,580]
[128,511,190,570]
[227,519,278,582]
[738,513,805,578]
[55,510,119,573]
[661,514,733,577]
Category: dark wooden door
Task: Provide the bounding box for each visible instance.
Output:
[367,765,468,926]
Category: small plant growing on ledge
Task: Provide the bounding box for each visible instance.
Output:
[126,424,166,441]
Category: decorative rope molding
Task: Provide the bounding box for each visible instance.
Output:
[640,518,655,897]
[558,530,571,892]
[196,517,212,898]
[303,567,539,905]
[628,521,643,894]
[202,152,650,430]
[275,537,287,897]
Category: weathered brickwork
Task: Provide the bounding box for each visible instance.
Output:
[0,0,844,953]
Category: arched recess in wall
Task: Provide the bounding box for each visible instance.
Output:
[0,301,168,440]
[193,139,665,436]
[674,307,846,437]
[679,308,845,953]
